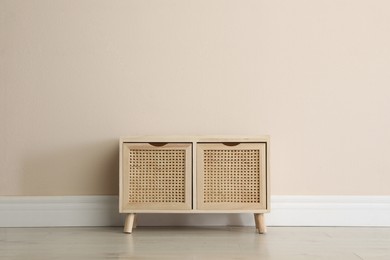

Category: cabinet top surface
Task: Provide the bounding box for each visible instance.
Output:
[120,135,270,143]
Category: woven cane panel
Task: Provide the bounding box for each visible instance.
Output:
[127,149,186,203]
[203,149,261,204]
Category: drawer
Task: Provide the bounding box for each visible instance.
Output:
[120,142,192,211]
[196,142,267,210]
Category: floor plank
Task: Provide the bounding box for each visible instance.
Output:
[1,227,390,259]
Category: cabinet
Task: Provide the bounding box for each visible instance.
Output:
[119,136,270,234]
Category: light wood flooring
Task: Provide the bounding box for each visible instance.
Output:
[1,226,390,259]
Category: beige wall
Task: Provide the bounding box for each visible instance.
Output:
[1,0,390,196]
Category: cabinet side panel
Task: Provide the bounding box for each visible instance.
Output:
[120,144,131,212]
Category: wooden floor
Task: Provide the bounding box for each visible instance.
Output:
[1,226,390,259]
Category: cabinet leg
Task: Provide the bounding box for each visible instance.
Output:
[254,213,267,234]
[124,213,136,234]
[133,214,137,229]
[254,213,260,232]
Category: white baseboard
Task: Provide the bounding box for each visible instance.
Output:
[268,196,390,227]
[1,196,389,227]
[0,196,124,227]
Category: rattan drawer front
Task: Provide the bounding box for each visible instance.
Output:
[121,143,192,211]
[197,143,267,210]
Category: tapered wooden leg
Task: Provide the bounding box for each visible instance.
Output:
[133,214,137,229]
[124,213,136,234]
[254,213,260,232]
[254,213,267,234]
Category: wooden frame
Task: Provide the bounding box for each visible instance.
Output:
[119,136,270,234]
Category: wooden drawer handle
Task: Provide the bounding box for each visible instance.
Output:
[149,142,168,147]
[222,142,240,146]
